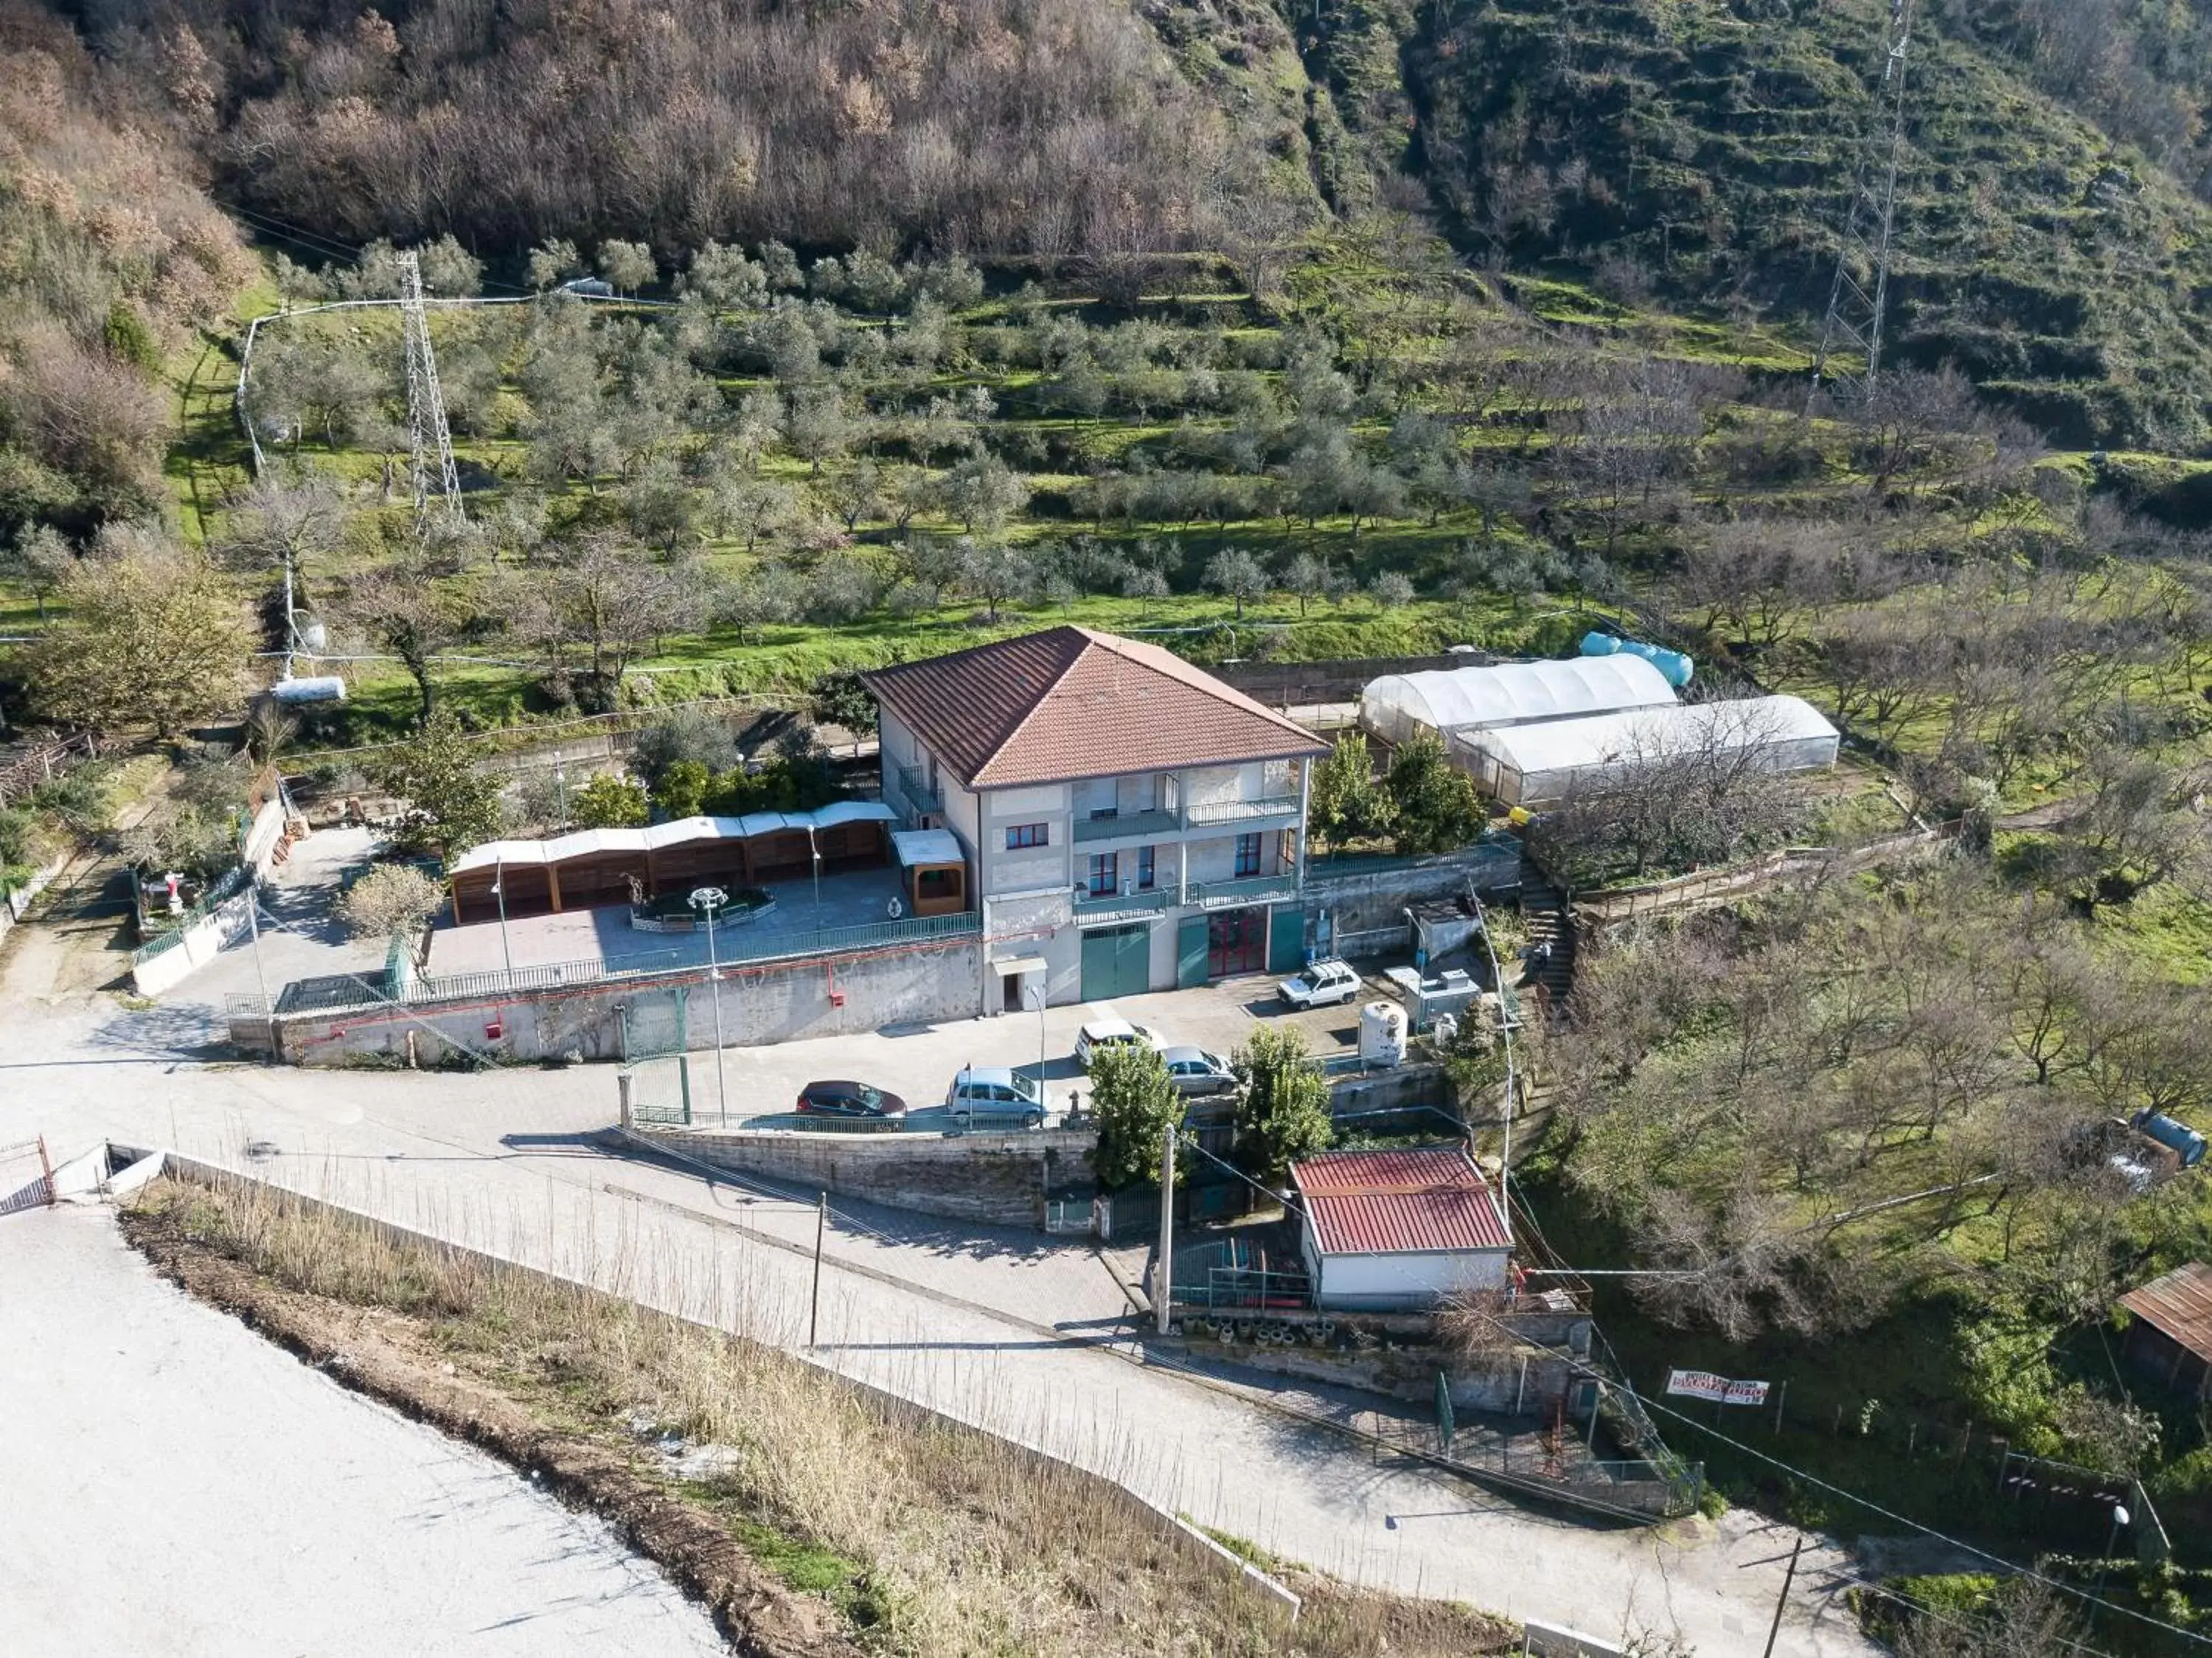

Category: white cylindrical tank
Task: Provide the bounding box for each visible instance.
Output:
[1359,1001,1407,1068]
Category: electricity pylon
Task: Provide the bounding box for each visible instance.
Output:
[1809,0,1914,411]
[399,251,463,524]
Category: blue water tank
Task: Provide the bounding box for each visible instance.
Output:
[2134,1110,2207,1168]
[1579,631,1694,687]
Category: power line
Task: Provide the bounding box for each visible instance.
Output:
[1628,1384,2210,1649]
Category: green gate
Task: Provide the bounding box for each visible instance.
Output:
[1176,913,1208,989]
[1082,923,1151,1000]
[1267,903,1304,974]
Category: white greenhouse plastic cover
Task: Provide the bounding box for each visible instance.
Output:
[1360,656,1677,743]
[1455,696,1840,805]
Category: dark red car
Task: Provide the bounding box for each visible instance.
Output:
[795,1080,906,1118]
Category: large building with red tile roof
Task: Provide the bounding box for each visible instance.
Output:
[860,628,1329,1011]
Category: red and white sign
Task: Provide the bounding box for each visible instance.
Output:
[1666,1368,1770,1407]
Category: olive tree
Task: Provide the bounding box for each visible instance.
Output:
[29,541,254,737]
[1233,1024,1332,1182]
[337,864,445,968]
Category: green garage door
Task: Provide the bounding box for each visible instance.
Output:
[1267,903,1306,974]
[1176,914,1208,989]
[1081,923,1151,1000]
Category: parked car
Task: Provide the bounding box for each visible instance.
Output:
[1074,1016,1167,1069]
[1161,1046,1237,1097]
[943,1066,1046,1128]
[795,1080,906,1118]
[1278,958,1361,1009]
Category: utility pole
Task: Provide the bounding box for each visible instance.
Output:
[1809,0,1915,412]
[1761,1536,1804,1658]
[398,251,463,527]
[809,1190,827,1347]
[1155,1121,1177,1336]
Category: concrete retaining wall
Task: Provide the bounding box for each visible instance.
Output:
[131,885,256,997]
[272,937,981,1067]
[627,1123,1096,1229]
[0,853,67,948]
[1178,1330,1579,1414]
[1305,844,1523,941]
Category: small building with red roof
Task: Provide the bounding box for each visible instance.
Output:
[1290,1145,1514,1311]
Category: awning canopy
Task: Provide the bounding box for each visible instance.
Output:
[450,801,899,878]
[891,828,966,868]
[990,954,1048,977]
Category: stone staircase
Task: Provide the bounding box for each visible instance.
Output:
[1517,873,1576,1019]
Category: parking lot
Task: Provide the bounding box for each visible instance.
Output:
[652,971,1383,1128]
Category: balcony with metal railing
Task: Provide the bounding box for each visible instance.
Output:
[1071,807,1182,844]
[1072,886,1171,923]
[1183,794,1301,828]
[896,764,941,813]
[1185,871,1298,909]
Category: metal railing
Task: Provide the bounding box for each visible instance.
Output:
[1186,872,1298,908]
[130,866,253,965]
[1072,808,1181,844]
[896,765,941,812]
[1186,795,1301,826]
[280,909,984,1016]
[1073,887,1170,921]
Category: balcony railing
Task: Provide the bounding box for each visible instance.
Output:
[1073,887,1171,922]
[1186,872,1298,909]
[1071,807,1181,844]
[897,765,940,812]
[1185,794,1301,827]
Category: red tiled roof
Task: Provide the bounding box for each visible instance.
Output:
[1292,1147,1512,1256]
[858,626,1328,789]
[2121,1262,2212,1362]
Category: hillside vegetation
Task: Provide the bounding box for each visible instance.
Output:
[1304,0,2212,448]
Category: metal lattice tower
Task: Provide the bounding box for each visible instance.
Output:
[1809,0,1914,411]
[399,252,463,524]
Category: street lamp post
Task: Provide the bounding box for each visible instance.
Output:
[807,827,823,925]
[492,858,513,977]
[555,761,569,830]
[689,885,729,1124]
[1025,979,1048,1101]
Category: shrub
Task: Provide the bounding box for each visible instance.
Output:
[570,773,650,828]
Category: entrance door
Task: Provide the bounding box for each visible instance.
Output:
[1081,923,1151,1000]
[1207,907,1267,978]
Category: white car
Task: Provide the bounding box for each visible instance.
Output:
[1074,1016,1167,1069]
[1278,958,1361,1009]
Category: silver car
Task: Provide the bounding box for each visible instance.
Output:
[1161,1046,1237,1097]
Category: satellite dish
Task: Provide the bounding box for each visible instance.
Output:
[886,895,905,919]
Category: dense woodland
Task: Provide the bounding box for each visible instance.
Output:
[4,0,2212,1648]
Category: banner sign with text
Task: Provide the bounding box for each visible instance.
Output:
[1666,1369,1770,1407]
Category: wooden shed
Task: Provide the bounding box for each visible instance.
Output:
[2119,1263,2212,1400]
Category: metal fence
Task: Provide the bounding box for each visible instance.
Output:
[274,909,981,1019]
[129,866,252,965]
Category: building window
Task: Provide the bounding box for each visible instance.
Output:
[1234,833,1263,877]
[1006,822,1048,850]
[1137,844,1155,890]
[1088,853,1119,896]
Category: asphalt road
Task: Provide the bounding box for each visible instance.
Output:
[0,841,1881,1657]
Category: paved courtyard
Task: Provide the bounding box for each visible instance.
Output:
[426,866,911,978]
[652,975,1385,1128]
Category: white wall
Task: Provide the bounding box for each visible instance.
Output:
[1315,1246,1512,1310]
[982,783,1070,896]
